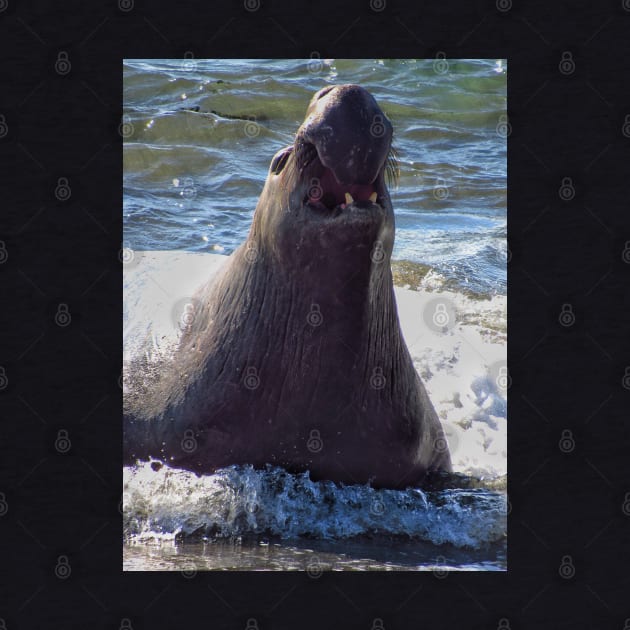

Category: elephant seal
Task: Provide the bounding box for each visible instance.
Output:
[124,84,452,488]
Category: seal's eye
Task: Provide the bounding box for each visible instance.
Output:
[270,146,293,175]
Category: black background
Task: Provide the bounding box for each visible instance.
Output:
[1,0,629,628]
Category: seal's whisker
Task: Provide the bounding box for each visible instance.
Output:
[294,138,318,173]
[277,151,303,212]
[386,147,400,189]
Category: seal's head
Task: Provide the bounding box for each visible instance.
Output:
[251,84,398,270]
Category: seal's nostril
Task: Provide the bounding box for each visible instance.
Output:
[270,146,293,174]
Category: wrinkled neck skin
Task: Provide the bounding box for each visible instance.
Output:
[249,165,402,389]
[212,172,427,460]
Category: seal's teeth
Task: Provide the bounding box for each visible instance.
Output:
[369,192,378,203]
[344,193,354,205]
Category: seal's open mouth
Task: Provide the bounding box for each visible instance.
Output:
[275,139,394,216]
[305,161,380,211]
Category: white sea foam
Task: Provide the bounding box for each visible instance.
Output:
[124,462,506,549]
[395,282,507,480]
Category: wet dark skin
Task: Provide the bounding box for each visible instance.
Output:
[124,85,452,489]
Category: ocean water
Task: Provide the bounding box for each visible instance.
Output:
[123,463,506,572]
[122,59,507,571]
[123,58,507,296]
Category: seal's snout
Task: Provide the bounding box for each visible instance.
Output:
[295,84,393,212]
[303,84,392,185]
